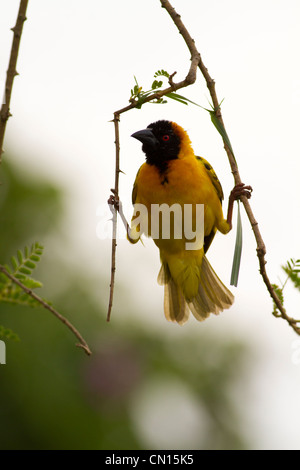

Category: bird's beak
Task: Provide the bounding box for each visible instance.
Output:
[131,129,159,149]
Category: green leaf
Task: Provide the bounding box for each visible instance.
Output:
[172,93,203,107]
[230,200,243,287]
[282,258,300,291]
[17,250,23,264]
[191,99,237,164]
[271,284,284,316]
[15,273,26,280]
[0,243,44,309]
[25,260,36,269]
[11,256,18,271]
[151,80,163,90]
[0,325,20,342]
[165,92,189,105]
[154,69,169,78]
[19,267,32,275]
[30,254,40,262]
[209,111,236,164]
[22,278,43,289]
[4,264,11,274]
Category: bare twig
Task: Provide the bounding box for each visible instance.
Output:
[0,0,28,162]
[160,0,300,334]
[106,114,120,322]
[0,264,92,355]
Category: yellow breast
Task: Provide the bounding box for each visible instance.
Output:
[133,156,223,252]
[135,157,220,209]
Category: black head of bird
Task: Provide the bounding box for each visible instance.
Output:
[131,120,181,170]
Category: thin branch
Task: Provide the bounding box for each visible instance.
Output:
[0,264,92,355]
[0,0,28,162]
[106,114,120,322]
[160,0,300,334]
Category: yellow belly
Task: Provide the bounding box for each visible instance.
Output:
[132,157,224,254]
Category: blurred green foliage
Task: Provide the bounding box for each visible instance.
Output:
[0,156,251,450]
[272,259,300,317]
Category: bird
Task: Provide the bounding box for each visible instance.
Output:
[112,120,252,325]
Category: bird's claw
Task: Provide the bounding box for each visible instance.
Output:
[230,183,253,201]
[107,191,120,214]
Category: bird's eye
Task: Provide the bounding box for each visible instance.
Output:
[162,135,170,142]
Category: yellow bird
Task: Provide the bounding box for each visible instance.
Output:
[115,120,251,325]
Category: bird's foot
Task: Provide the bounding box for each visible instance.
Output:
[226,183,253,229]
[230,182,253,201]
[107,189,120,214]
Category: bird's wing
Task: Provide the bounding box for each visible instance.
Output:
[196,156,224,202]
[131,167,141,205]
[196,156,224,252]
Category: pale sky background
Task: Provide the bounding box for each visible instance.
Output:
[1,0,300,450]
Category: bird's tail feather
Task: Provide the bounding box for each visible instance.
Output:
[158,263,189,325]
[158,255,234,325]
